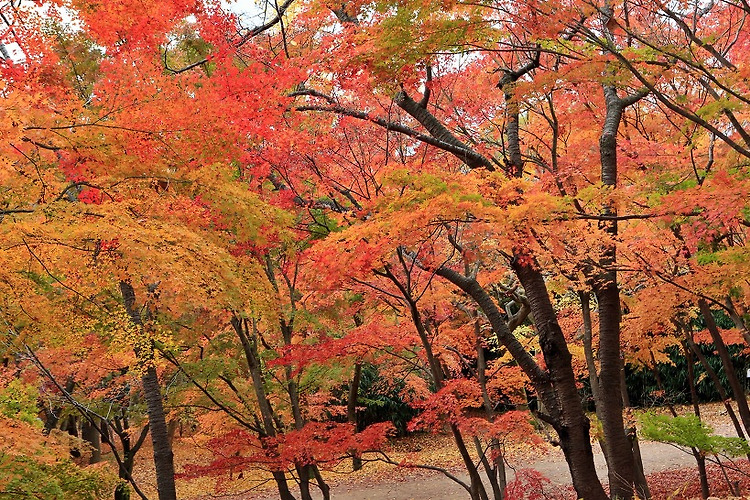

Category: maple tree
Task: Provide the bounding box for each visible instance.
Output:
[1,0,750,499]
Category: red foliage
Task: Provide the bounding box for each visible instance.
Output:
[647,460,750,499]
[503,469,568,500]
[179,422,395,490]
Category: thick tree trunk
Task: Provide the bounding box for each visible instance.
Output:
[595,274,635,499]
[141,365,177,500]
[512,259,608,500]
[82,420,102,464]
[436,262,607,500]
[592,85,635,500]
[502,81,524,178]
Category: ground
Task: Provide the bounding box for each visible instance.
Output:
[122,403,750,499]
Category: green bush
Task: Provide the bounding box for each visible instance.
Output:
[639,412,750,457]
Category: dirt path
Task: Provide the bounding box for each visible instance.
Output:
[253,415,737,500]
[264,440,697,500]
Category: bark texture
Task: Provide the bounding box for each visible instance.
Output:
[119,281,177,500]
[436,261,608,500]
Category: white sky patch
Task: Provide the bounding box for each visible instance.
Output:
[221,0,278,27]
[0,0,277,64]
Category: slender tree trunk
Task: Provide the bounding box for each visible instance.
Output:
[683,344,711,499]
[620,360,650,499]
[450,424,489,500]
[167,419,178,447]
[119,281,177,500]
[114,416,134,500]
[699,299,750,436]
[312,465,331,500]
[44,378,75,435]
[381,262,489,500]
[725,296,750,346]
[474,318,504,500]
[100,418,111,445]
[682,330,747,441]
[295,464,313,500]
[232,316,297,500]
[281,316,330,500]
[418,312,489,500]
[580,291,601,405]
[650,349,710,498]
[348,362,363,471]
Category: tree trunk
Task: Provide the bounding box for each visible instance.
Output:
[296,464,313,500]
[348,362,363,471]
[512,259,609,500]
[119,281,177,500]
[683,344,711,499]
[684,336,747,441]
[232,315,297,500]
[312,465,331,500]
[271,471,297,500]
[82,419,102,464]
[451,424,489,500]
[651,347,710,498]
[699,299,750,436]
[100,418,111,445]
[114,483,131,500]
[580,291,601,405]
[141,365,177,500]
[436,262,607,500]
[381,262,489,500]
[474,316,505,500]
[590,83,637,499]
[596,282,634,500]
[620,361,650,499]
[114,415,134,500]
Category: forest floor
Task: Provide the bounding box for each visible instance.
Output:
[127,402,750,499]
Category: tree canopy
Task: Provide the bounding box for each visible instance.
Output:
[1,0,749,498]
